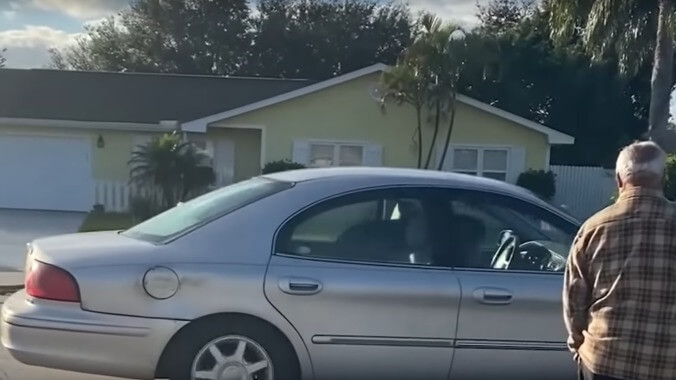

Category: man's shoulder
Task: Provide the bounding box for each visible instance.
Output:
[583,197,676,232]
[582,203,624,231]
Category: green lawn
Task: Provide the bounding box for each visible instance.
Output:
[79,212,135,232]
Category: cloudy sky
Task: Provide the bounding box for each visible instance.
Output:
[0,0,483,69]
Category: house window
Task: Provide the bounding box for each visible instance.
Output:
[452,148,508,181]
[310,143,365,167]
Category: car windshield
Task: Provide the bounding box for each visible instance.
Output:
[122,177,292,243]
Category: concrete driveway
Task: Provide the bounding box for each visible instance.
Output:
[0,210,85,270]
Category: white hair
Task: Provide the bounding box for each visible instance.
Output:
[615,141,666,182]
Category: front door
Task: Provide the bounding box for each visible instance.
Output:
[265,187,460,380]
[435,189,579,380]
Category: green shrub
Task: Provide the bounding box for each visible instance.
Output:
[516,169,556,201]
[262,159,306,174]
[664,154,676,201]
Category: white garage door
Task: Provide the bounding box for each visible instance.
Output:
[0,135,93,212]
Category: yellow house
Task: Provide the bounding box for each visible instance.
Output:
[0,64,573,212]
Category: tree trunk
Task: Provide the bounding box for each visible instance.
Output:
[438,92,458,171]
[424,100,442,169]
[415,106,423,168]
[649,0,674,147]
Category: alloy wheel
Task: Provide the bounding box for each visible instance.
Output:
[191,335,273,380]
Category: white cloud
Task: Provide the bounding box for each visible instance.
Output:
[0,25,79,48]
[2,10,17,19]
[408,0,486,28]
[83,13,123,29]
[28,0,128,20]
[0,25,81,68]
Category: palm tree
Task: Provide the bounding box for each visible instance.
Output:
[380,61,428,168]
[436,28,468,171]
[129,131,215,210]
[547,0,673,147]
[380,13,465,170]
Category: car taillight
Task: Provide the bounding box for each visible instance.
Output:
[25,260,80,302]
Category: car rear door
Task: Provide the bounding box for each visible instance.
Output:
[436,189,579,380]
[264,187,460,380]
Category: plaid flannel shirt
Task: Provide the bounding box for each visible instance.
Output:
[563,188,676,380]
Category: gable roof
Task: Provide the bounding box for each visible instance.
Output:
[0,65,574,144]
[181,63,391,131]
[0,68,313,124]
[182,63,574,145]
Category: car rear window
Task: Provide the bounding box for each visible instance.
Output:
[122,177,292,243]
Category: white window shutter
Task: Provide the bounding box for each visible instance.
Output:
[363,144,383,166]
[507,147,526,184]
[292,139,311,165]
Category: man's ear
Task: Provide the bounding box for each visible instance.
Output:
[616,173,623,190]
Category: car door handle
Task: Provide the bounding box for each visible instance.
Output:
[473,287,513,305]
[279,277,323,295]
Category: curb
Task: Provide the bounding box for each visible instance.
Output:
[0,272,24,296]
[0,285,22,297]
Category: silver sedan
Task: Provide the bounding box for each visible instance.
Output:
[1,167,580,380]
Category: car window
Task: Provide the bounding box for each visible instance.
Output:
[450,200,510,252]
[442,192,577,272]
[276,189,435,266]
[123,177,292,243]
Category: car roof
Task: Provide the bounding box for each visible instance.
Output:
[263,167,579,225]
[265,166,530,196]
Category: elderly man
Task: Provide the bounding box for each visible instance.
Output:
[564,141,676,380]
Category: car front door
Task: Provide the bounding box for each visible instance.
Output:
[437,189,579,380]
[264,187,460,380]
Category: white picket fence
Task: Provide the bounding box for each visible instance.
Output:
[94,181,145,212]
[95,166,616,219]
[94,180,227,212]
[550,165,616,220]
[94,175,235,212]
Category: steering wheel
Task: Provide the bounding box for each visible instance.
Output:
[490,230,520,270]
[512,241,551,271]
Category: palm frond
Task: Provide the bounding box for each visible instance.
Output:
[548,0,656,74]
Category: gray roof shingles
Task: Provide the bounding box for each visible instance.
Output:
[0,68,313,124]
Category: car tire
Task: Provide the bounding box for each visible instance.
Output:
[164,315,301,380]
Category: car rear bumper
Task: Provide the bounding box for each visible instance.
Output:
[1,290,187,380]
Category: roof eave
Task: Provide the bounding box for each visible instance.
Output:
[181,63,390,133]
[455,94,575,145]
[0,117,171,132]
[180,63,575,146]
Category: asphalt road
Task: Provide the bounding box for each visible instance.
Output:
[0,346,129,380]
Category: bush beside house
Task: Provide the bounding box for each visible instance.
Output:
[262,159,306,174]
[516,169,556,201]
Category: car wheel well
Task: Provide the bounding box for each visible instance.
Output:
[155,312,300,379]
